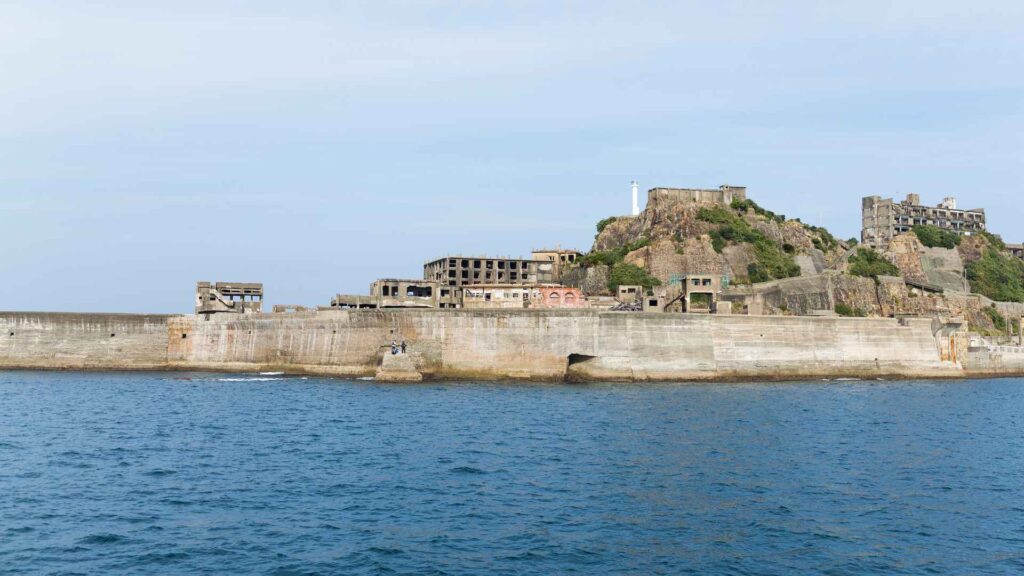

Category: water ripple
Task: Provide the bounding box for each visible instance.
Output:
[1,372,1022,574]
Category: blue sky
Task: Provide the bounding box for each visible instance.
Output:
[1,1,1022,313]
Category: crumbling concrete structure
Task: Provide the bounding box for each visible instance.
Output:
[332,279,445,309]
[862,194,986,249]
[531,248,582,282]
[195,282,263,316]
[640,274,724,314]
[461,284,585,310]
[424,256,556,287]
[647,185,746,207]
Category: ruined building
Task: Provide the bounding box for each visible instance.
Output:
[530,248,582,282]
[461,285,584,310]
[647,185,747,207]
[330,279,461,309]
[195,282,263,315]
[423,256,556,287]
[862,194,986,249]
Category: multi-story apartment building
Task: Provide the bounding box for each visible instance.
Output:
[862,194,986,249]
[423,256,556,287]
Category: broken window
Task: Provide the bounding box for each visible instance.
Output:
[702,279,712,286]
[474,260,481,268]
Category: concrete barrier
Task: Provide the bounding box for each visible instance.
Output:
[0,309,997,381]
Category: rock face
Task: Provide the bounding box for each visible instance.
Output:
[586,195,846,293]
[888,234,968,292]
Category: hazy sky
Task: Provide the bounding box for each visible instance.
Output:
[2,1,1022,313]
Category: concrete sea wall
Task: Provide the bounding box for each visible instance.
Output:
[0,312,172,371]
[0,309,983,381]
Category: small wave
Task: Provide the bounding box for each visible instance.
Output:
[77,533,128,545]
[143,469,176,477]
[216,377,284,382]
[450,466,487,475]
[260,372,285,376]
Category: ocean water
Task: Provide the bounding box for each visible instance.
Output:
[1,372,1023,575]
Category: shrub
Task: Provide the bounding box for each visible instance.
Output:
[912,225,961,249]
[607,263,661,292]
[848,248,900,279]
[751,238,801,281]
[966,248,1024,303]
[804,224,838,252]
[984,305,1007,333]
[847,238,859,247]
[730,198,784,223]
[580,237,652,268]
[596,217,618,234]
[697,206,735,225]
[835,303,867,317]
[980,231,1006,251]
[747,264,769,284]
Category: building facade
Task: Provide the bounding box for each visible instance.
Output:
[647,185,746,207]
[531,248,582,282]
[195,282,263,315]
[862,194,986,249]
[331,279,450,309]
[424,256,556,287]
[461,284,585,310]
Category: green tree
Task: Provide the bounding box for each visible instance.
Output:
[912,225,961,249]
[607,263,661,292]
[848,248,900,279]
[966,248,1024,302]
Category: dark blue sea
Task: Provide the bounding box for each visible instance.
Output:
[1,372,1023,575]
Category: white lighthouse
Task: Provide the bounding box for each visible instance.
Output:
[631,180,640,216]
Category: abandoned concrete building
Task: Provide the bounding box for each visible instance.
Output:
[617,285,643,304]
[1008,243,1024,260]
[647,185,747,207]
[195,282,263,315]
[641,274,725,314]
[531,248,582,282]
[462,285,584,310]
[423,256,556,287]
[330,279,453,309]
[862,194,986,249]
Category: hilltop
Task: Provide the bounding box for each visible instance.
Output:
[567,192,852,294]
[567,188,1024,338]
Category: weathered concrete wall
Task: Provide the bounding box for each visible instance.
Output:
[164,310,963,381]
[0,309,989,381]
[0,312,172,370]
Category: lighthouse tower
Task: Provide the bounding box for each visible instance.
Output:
[631,181,640,216]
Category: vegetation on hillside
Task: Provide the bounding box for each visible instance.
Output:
[835,303,868,317]
[697,205,801,282]
[979,230,1006,251]
[730,198,785,224]
[579,237,651,267]
[848,248,900,279]
[607,263,661,292]
[966,248,1024,303]
[912,225,961,249]
[595,217,619,234]
[983,305,1007,333]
